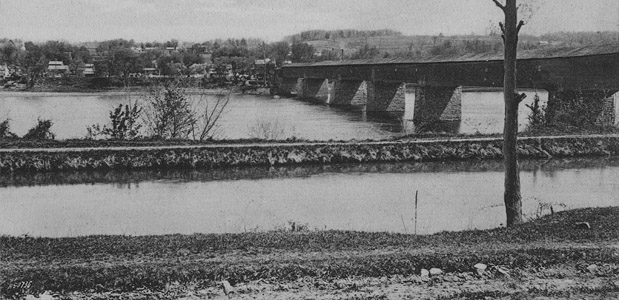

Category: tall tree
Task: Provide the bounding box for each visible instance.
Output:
[492,0,527,227]
[290,42,315,63]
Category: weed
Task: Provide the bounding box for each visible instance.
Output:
[247,118,288,140]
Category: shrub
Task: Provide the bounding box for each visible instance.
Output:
[142,82,230,141]
[88,102,142,140]
[0,119,18,140]
[525,93,546,129]
[23,119,55,140]
[193,90,231,141]
[142,83,197,139]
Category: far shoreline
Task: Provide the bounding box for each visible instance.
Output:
[0,86,271,96]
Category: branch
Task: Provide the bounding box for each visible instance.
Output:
[516,20,525,34]
[516,93,527,104]
[491,0,505,11]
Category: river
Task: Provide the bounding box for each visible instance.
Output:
[1,156,617,237]
[0,89,548,140]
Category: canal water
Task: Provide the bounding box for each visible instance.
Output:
[1,157,617,237]
[0,90,547,140]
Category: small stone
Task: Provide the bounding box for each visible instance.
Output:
[575,222,591,229]
[420,269,430,277]
[177,248,191,256]
[26,293,54,300]
[586,264,598,273]
[222,280,234,295]
[474,263,487,275]
[429,268,443,276]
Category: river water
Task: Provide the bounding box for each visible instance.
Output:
[0,90,547,140]
[1,157,617,237]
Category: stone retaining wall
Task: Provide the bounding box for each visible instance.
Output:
[1,136,618,173]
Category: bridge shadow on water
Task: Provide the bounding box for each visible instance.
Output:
[324,106,462,135]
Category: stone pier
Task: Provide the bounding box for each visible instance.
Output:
[366,82,406,112]
[298,78,326,102]
[330,80,366,106]
[314,80,332,104]
[547,90,618,126]
[274,77,300,96]
[413,86,462,125]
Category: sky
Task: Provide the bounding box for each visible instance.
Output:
[0,0,617,43]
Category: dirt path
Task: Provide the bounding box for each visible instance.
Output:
[59,264,619,300]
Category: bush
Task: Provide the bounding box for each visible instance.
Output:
[23,119,55,140]
[142,82,230,141]
[0,119,18,140]
[88,102,142,140]
[525,93,546,129]
[142,83,197,139]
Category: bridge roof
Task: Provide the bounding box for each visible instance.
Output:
[285,43,619,67]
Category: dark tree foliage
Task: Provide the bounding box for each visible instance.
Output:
[285,29,402,43]
[290,43,315,63]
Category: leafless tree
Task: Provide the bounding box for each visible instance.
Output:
[193,89,231,141]
[492,0,528,227]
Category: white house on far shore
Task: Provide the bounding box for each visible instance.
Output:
[48,61,70,77]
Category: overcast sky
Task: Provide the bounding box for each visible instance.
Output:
[0,0,618,43]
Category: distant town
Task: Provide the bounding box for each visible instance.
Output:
[0,29,618,89]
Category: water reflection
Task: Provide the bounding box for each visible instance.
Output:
[1,156,617,237]
[2,156,619,188]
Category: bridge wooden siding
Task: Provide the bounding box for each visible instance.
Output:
[280,52,619,91]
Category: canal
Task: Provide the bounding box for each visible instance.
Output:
[1,156,617,237]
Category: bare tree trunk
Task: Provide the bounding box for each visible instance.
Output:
[494,0,525,226]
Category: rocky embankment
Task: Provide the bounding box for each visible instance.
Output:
[1,135,618,173]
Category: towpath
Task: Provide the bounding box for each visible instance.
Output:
[1,134,618,153]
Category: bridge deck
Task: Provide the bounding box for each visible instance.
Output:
[281,44,619,91]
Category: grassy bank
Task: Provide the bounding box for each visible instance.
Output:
[1,135,619,173]
[1,207,618,299]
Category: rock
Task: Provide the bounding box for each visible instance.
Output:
[176,296,200,300]
[575,222,591,229]
[177,296,200,300]
[177,248,191,256]
[429,268,443,276]
[222,280,234,295]
[474,263,487,275]
[420,269,430,277]
[586,264,598,273]
[25,293,54,300]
